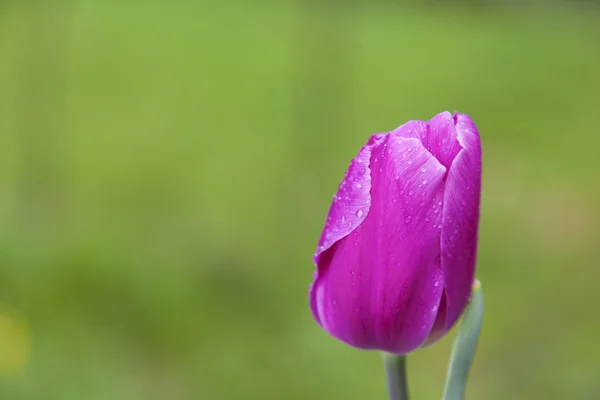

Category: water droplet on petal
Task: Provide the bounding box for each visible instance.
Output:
[408,191,413,195]
[422,179,428,185]
[394,174,400,180]
[407,160,412,165]
[356,183,362,189]
[356,209,364,218]
[421,167,427,173]
[438,201,442,206]
[434,209,439,214]
[420,201,425,206]
[405,216,412,224]
[392,198,397,204]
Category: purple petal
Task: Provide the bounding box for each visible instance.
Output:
[393,112,461,171]
[313,133,386,266]
[310,134,447,354]
[440,113,482,330]
[311,133,385,326]
[425,112,462,170]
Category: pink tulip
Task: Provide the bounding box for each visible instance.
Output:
[310,111,482,354]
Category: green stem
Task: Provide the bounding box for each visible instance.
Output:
[383,353,409,400]
[442,280,484,400]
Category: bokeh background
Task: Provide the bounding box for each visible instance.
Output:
[1,0,599,399]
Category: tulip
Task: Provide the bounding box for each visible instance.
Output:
[310,111,482,355]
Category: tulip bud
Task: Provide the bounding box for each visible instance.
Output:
[310,111,482,355]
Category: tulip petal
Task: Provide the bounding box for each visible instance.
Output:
[425,112,462,170]
[311,133,385,327]
[311,134,448,354]
[440,113,482,330]
[392,112,461,171]
[313,133,386,266]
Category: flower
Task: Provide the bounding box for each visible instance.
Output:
[309,111,482,355]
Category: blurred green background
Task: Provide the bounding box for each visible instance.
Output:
[1,0,599,399]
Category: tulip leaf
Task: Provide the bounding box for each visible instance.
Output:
[442,280,484,400]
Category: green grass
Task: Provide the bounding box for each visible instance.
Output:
[0,1,599,399]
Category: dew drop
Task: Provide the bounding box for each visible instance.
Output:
[341,216,346,223]
[405,216,412,224]
[394,174,400,180]
[356,183,362,189]
[387,149,392,155]
[359,168,366,175]
[408,190,413,195]
[420,201,425,206]
[379,168,383,173]
[407,160,413,165]
[425,216,430,222]
[392,198,397,204]
[422,179,428,185]
[434,281,440,287]
[438,201,442,206]
[356,209,364,218]
[438,224,442,228]
[407,147,412,152]
[421,167,427,173]
[399,190,404,195]
[434,209,439,214]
